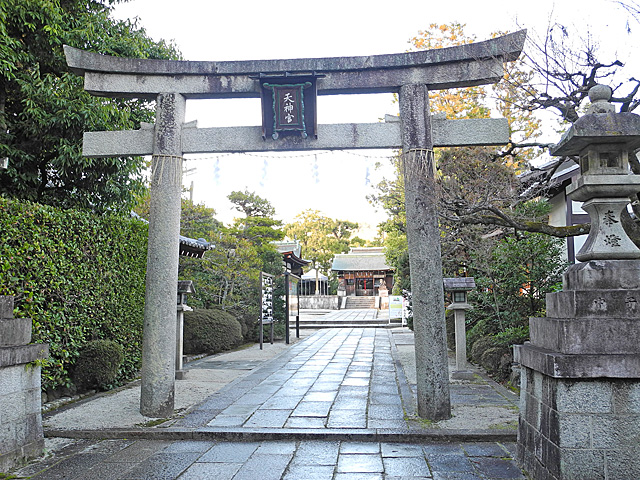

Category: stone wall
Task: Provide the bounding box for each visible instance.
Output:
[299,295,340,310]
[518,369,640,479]
[0,296,48,472]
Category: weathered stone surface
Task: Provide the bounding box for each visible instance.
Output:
[562,259,640,291]
[529,316,640,354]
[140,92,185,418]
[0,296,13,318]
[551,112,640,156]
[82,118,509,157]
[0,344,49,368]
[399,83,450,421]
[64,31,526,98]
[518,93,640,478]
[0,363,44,472]
[515,343,640,378]
[572,196,640,260]
[517,367,640,480]
[612,381,640,413]
[0,318,32,347]
[82,59,508,99]
[545,289,640,319]
[66,31,526,76]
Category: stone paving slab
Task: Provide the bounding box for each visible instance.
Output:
[174,328,411,433]
[7,316,529,479]
[12,438,527,479]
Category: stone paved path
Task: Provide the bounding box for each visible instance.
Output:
[16,437,525,479]
[178,328,408,431]
[12,324,526,479]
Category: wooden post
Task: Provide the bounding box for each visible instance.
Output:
[140,93,185,417]
[399,84,451,421]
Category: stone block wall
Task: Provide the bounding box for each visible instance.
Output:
[0,363,45,472]
[0,296,48,473]
[518,370,640,479]
[299,295,340,310]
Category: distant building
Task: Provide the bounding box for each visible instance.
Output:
[520,159,587,264]
[331,247,394,297]
[272,239,310,276]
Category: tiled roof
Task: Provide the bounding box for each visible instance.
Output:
[273,240,302,258]
[331,253,391,272]
[443,277,476,291]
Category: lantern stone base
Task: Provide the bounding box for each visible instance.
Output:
[515,260,640,479]
[515,359,640,480]
[451,370,476,380]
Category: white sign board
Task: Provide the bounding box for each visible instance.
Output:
[389,295,404,320]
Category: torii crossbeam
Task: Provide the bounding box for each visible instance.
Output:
[66,29,526,419]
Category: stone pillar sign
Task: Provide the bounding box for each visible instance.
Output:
[515,85,640,479]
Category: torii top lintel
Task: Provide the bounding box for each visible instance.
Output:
[64,30,525,100]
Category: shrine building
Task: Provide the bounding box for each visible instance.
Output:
[331,247,394,297]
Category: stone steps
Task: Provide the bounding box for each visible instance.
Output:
[344,296,376,309]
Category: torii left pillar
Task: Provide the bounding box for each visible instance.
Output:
[140,93,185,417]
[399,84,451,420]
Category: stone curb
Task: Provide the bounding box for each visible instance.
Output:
[44,427,516,443]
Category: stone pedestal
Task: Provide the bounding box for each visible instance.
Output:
[516,86,640,480]
[515,261,640,479]
[450,307,475,380]
[0,296,48,472]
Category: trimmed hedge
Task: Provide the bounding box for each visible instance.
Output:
[183,308,243,354]
[72,339,124,391]
[0,198,148,391]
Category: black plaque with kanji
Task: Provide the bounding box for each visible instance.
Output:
[259,75,319,140]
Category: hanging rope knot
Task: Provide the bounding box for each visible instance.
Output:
[403,148,435,178]
[151,155,184,186]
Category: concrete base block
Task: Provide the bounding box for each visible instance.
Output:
[451,370,476,380]
[0,364,45,472]
[530,316,640,354]
[175,370,188,380]
[0,437,44,473]
[514,343,640,378]
[517,366,640,479]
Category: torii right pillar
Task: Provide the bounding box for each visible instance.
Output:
[515,85,640,480]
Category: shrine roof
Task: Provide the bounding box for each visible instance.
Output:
[331,251,391,272]
[443,277,476,291]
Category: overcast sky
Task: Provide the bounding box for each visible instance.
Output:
[111,0,637,235]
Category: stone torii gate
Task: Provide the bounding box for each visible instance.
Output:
[65,30,525,419]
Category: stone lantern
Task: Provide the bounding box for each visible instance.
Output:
[176,280,195,380]
[515,85,640,480]
[554,85,640,261]
[443,277,475,380]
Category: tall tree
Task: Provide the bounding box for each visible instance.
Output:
[284,209,358,290]
[0,0,180,212]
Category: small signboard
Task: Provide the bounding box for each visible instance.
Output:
[389,295,405,324]
[260,271,275,349]
[258,74,320,140]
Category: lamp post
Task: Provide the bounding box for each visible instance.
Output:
[443,277,476,380]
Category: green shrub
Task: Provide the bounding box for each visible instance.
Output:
[72,340,124,391]
[470,335,497,364]
[494,325,529,347]
[183,308,243,354]
[479,346,512,382]
[0,198,148,391]
[228,305,259,341]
